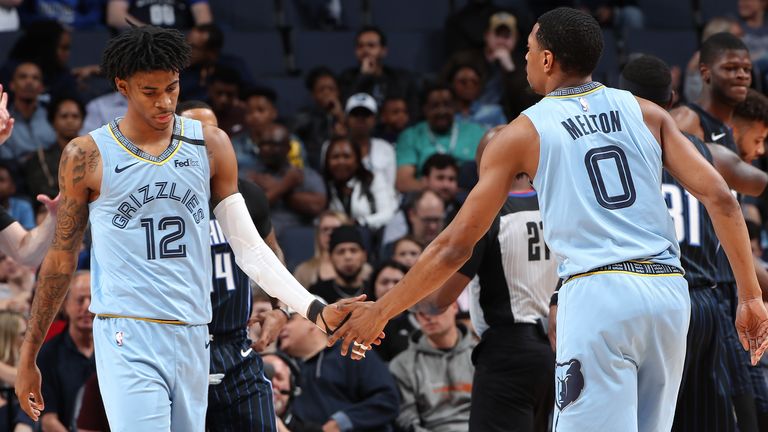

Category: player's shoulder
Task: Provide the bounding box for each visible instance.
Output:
[669,105,699,127]
[61,134,100,164]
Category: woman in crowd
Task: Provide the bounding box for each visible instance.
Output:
[323,135,398,231]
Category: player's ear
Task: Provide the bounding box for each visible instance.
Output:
[700,64,710,84]
[543,50,553,72]
[115,78,128,97]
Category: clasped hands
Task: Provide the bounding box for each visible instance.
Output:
[316,295,389,360]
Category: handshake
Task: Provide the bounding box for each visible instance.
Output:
[311,295,389,360]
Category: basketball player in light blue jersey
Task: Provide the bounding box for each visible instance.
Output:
[15,26,368,432]
[329,7,768,432]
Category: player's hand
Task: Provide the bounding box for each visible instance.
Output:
[548,304,557,352]
[326,300,388,360]
[15,360,44,421]
[37,193,61,218]
[0,84,15,146]
[735,297,768,365]
[249,309,288,352]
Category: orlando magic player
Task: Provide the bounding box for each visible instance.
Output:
[327,8,768,432]
[671,33,768,432]
[15,26,363,431]
[177,101,287,432]
[620,54,737,432]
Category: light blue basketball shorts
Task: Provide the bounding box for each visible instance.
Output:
[93,316,210,432]
[553,265,690,432]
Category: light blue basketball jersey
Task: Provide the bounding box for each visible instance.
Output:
[88,115,212,324]
[523,83,680,278]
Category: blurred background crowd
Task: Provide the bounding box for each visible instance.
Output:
[0,0,766,431]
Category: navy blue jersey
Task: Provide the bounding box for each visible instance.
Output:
[208,178,272,335]
[661,134,719,287]
[687,103,738,284]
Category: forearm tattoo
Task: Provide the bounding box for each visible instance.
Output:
[25,143,90,348]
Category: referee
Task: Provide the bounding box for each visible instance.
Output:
[429,127,559,432]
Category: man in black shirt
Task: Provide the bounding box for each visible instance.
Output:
[310,226,370,303]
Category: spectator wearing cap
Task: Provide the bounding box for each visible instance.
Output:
[323,135,398,230]
[446,11,540,120]
[309,226,372,303]
[395,81,485,194]
[278,304,400,432]
[448,62,507,129]
[338,26,419,117]
[324,93,396,188]
[233,86,306,173]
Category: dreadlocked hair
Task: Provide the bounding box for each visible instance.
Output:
[101,25,191,90]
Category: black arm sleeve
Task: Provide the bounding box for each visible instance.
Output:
[238,178,272,240]
[0,207,16,231]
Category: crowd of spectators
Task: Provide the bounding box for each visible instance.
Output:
[1,0,768,431]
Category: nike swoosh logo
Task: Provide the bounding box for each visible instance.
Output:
[205,341,211,349]
[114,161,139,173]
[240,348,253,358]
[711,132,727,142]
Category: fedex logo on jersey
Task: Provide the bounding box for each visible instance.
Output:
[174,158,200,168]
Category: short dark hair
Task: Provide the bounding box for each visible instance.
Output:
[192,23,224,52]
[101,26,191,90]
[356,25,387,47]
[445,62,482,83]
[305,66,336,91]
[366,260,409,301]
[176,100,212,115]
[619,55,672,107]
[536,7,603,77]
[47,95,86,124]
[208,65,241,87]
[700,32,749,66]
[421,153,459,177]
[734,88,768,125]
[241,86,278,105]
[420,80,454,107]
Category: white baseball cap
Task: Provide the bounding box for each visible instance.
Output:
[345,93,378,115]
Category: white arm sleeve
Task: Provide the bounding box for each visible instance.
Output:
[213,193,317,319]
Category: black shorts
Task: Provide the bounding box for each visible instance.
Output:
[206,332,276,432]
[469,323,554,432]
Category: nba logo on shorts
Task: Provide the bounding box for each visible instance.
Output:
[556,359,584,411]
[115,331,124,346]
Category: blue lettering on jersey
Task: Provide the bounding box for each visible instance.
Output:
[561,110,622,140]
[111,181,205,229]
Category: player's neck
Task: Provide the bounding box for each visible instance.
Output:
[545,74,593,95]
[119,110,175,146]
[698,93,735,126]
